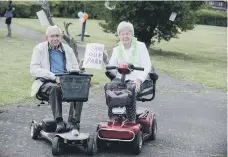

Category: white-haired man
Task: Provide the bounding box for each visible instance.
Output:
[107,21,152,123]
[30,25,81,133]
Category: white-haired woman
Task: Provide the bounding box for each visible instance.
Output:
[106,21,152,123]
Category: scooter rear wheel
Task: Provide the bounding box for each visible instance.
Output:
[30,121,41,139]
[149,119,157,140]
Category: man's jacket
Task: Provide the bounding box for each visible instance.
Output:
[30,41,79,97]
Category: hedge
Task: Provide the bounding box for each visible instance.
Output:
[0,1,106,19]
[195,9,227,27]
[1,2,227,27]
[0,2,41,18]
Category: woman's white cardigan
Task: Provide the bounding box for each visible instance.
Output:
[108,41,152,82]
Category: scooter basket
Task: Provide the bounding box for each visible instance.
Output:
[104,83,136,107]
[105,89,133,107]
[60,75,92,102]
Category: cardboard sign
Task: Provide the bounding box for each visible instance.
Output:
[83,43,104,69]
[36,10,50,26]
[169,12,177,22]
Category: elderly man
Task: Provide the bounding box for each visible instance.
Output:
[107,21,152,123]
[30,25,81,133]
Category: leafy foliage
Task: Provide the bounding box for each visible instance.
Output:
[100,1,205,47]
[195,9,227,27]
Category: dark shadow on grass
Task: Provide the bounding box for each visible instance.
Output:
[149,48,226,65]
[149,48,197,62]
[0,109,8,113]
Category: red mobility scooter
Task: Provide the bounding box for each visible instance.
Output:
[96,63,159,154]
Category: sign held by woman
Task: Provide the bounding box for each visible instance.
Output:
[83,43,104,69]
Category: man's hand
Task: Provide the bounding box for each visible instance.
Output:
[79,59,84,70]
[134,78,142,93]
[56,76,60,84]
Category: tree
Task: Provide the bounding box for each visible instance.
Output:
[100,1,205,48]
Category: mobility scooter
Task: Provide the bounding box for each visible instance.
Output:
[96,63,158,154]
[30,70,95,156]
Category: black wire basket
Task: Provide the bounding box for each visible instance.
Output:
[60,75,92,102]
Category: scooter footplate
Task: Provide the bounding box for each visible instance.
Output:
[40,131,55,142]
[57,132,90,141]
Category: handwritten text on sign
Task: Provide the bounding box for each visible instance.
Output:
[83,43,104,69]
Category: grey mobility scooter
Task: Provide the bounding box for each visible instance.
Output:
[30,70,95,156]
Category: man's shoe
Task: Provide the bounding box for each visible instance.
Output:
[66,122,80,131]
[56,121,66,133]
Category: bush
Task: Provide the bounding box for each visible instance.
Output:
[195,9,227,27]
[0,1,107,19]
[30,3,43,18]
[0,2,41,18]
[13,4,31,18]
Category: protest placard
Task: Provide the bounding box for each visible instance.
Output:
[83,43,104,69]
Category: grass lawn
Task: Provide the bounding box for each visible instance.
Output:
[0,18,226,105]
[151,25,227,91]
[0,29,37,105]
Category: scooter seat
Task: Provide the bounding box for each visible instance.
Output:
[137,80,153,97]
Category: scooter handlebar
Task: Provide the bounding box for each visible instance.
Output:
[106,66,117,70]
[133,66,144,71]
[55,70,93,77]
[106,64,144,71]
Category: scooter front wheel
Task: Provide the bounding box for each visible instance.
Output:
[96,137,108,151]
[52,136,63,156]
[131,130,143,154]
[87,134,95,156]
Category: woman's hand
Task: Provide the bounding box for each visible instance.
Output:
[134,78,142,92]
[103,49,109,64]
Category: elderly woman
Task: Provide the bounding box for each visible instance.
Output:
[107,21,152,123]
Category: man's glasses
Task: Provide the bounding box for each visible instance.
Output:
[49,34,61,38]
